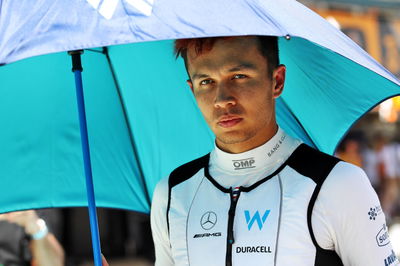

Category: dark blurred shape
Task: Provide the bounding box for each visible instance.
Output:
[62,208,154,266]
[336,131,365,167]
[305,0,400,9]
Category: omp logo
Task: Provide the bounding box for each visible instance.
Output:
[86,0,154,20]
[232,158,255,170]
[244,210,270,230]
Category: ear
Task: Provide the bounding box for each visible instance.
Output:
[272,65,286,98]
[187,79,194,92]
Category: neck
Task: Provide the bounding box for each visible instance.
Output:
[215,123,278,154]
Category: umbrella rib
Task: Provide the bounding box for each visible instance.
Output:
[280,99,318,149]
[333,92,400,154]
[100,47,152,208]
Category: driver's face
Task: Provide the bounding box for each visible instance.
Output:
[186,37,285,153]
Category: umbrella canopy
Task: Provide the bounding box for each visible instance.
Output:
[0,42,214,214]
[307,0,400,9]
[2,0,400,264]
[1,0,400,216]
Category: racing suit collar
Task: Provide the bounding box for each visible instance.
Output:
[210,127,300,175]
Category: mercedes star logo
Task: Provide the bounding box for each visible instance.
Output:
[200,211,217,230]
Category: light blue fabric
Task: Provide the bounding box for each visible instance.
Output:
[0,0,399,214]
[1,0,399,88]
[0,43,213,214]
[278,37,400,152]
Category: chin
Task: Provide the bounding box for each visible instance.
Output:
[216,132,253,145]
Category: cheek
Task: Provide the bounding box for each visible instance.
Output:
[194,94,214,119]
[242,89,274,117]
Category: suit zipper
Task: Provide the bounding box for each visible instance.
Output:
[226,187,241,266]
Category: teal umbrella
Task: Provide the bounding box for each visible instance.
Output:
[0,42,215,265]
[1,0,400,264]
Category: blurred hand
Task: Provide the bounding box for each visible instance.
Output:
[102,254,109,266]
[0,210,41,235]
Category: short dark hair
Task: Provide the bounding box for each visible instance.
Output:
[174,36,279,77]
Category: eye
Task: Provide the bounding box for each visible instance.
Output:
[200,79,214,86]
[233,74,247,79]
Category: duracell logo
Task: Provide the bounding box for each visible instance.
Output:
[232,158,255,170]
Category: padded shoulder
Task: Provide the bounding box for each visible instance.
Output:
[287,144,340,185]
[287,144,344,265]
[169,153,210,188]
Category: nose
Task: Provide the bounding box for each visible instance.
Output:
[214,82,236,109]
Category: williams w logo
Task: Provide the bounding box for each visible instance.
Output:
[86,0,154,20]
[244,210,270,230]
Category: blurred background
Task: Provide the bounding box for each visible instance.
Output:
[301,0,400,258]
[4,1,400,265]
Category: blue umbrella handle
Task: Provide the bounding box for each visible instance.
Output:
[69,50,103,266]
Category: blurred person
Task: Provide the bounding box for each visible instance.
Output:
[0,209,64,266]
[101,255,108,266]
[379,140,400,221]
[362,133,387,194]
[125,211,154,261]
[335,132,364,168]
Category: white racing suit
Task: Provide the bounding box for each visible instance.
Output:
[151,128,399,266]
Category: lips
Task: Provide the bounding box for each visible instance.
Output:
[217,116,243,128]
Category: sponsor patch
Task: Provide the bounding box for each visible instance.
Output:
[200,211,217,230]
[236,246,272,253]
[368,205,382,220]
[232,158,255,170]
[86,0,154,20]
[376,224,390,247]
[267,134,286,157]
[244,210,270,230]
[384,250,398,266]
[193,232,222,238]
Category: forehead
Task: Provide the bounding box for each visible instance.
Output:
[186,37,266,74]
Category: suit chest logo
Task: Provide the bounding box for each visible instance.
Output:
[232,158,255,170]
[244,210,270,230]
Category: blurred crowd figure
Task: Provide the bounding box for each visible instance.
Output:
[336,131,400,222]
[0,209,64,266]
[0,208,155,266]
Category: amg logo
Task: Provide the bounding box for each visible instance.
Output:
[233,158,255,170]
[236,246,272,253]
[193,232,222,238]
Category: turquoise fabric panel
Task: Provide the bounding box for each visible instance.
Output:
[108,40,215,199]
[280,37,400,154]
[0,53,86,212]
[276,98,315,148]
[1,37,399,214]
[0,51,149,213]
[82,50,150,212]
[0,54,85,212]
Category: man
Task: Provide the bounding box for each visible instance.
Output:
[379,140,400,221]
[0,209,64,266]
[150,36,399,265]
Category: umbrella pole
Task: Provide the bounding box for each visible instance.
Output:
[69,50,102,266]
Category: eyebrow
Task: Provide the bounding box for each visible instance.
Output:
[191,63,258,81]
[191,73,210,81]
[228,63,257,72]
